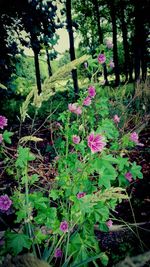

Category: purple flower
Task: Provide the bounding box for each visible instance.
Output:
[113,115,120,124]
[0,134,3,143]
[84,62,88,68]
[54,248,63,258]
[109,60,115,68]
[0,195,12,211]
[88,86,96,98]
[60,221,68,232]
[106,220,113,228]
[125,172,133,182]
[0,116,8,129]
[98,54,106,64]
[87,132,106,153]
[77,192,86,199]
[130,132,139,144]
[83,96,92,106]
[72,135,80,144]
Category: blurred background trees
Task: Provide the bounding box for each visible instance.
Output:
[0,0,149,96]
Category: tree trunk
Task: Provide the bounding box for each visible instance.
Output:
[109,0,120,86]
[134,0,147,82]
[92,0,103,44]
[120,2,130,82]
[66,0,79,95]
[134,0,142,82]
[92,0,109,85]
[33,49,42,95]
[46,48,52,77]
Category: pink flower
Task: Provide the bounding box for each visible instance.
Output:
[106,40,113,49]
[83,96,92,106]
[68,104,82,115]
[125,172,133,182]
[109,60,115,68]
[98,54,106,64]
[77,192,86,199]
[0,116,8,129]
[60,221,68,232]
[87,132,106,153]
[0,134,3,143]
[106,220,113,228]
[68,103,77,113]
[74,106,82,115]
[88,86,96,98]
[72,135,80,144]
[130,132,144,146]
[113,115,120,124]
[130,132,139,144]
[54,248,63,258]
[0,195,12,211]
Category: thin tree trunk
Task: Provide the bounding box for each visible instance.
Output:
[92,0,103,44]
[92,0,109,85]
[109,0,120,86]
[66,0,79,95]
[46,48,52,77]
[120,2,130,82]
[134,1,141,82]
[33,50,42,95]
[141,24,147,81]
[103,64,109,85]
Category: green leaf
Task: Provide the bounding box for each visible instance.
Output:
[16,146,35,168]
[72,254,104,267]
[100,252,109,266]
[3,130,13,144]
[99,223,109,232]
[97,118,119,139]
[6,232,32,255]
[131,162,143,179]
[29,174,39,185]
[94,158,117,188]
[117,157,129,171]
[49,189,59,200]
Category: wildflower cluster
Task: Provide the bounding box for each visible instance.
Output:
[96,39,115,71]
[0,53,144,266]
[0,115,7,143]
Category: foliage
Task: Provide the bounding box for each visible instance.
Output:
[0,67,144,266]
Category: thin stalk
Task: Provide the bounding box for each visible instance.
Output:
[65,113,70,159]
[48,233,65,264]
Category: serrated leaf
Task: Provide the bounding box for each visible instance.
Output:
[49,189,59,200]
[16,146,35,168]
[3,130,13,144]
[6,232,32,255]
[131,162,143,179]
